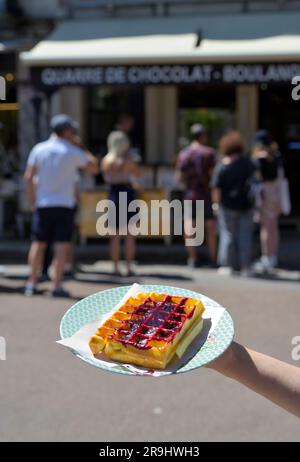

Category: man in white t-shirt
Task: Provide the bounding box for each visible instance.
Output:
[24,114,99,297]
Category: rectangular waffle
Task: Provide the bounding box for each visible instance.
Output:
[89,292,205,369]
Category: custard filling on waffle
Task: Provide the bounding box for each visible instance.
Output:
[89,292,205,369]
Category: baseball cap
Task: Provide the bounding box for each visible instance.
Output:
[50,114,79,134]
[190,123,206,138]
[252,129,272,147]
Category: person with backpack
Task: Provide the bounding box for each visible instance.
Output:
[176,124,217,267]
[211,130,256,277]
[251,130,283,272]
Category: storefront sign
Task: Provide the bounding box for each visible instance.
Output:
[31,63,300,88]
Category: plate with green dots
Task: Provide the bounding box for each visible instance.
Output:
[59,284,234,376]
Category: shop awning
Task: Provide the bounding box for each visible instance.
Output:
[22,31,196,66]
[21,11,300,66]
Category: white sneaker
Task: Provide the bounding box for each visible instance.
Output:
[187,258,197,268]
[252,258,265,272]
[240,268,253,278]
[268,255,278,268]
[24,283,38,296]
[218,266,233,276]
[253,256,277,273]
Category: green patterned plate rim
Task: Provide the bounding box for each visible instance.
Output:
[59,285,234,376]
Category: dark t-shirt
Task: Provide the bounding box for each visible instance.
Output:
[211,155,256,211]
[176,142,216,202]
[254,153,281,181]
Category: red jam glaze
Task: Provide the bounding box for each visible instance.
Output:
[111,295,196,350]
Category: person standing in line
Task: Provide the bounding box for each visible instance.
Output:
[101,131,140,277]
[176,124,217,268]
[24,114,99,297]
[211,130,256,277]
[251,130,282,272]
[39,176,80,281]
[115,113,135,135]
[115,113,142,164]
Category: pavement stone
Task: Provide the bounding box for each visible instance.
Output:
[0,263,299,442]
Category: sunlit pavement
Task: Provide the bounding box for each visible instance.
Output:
[0,262,299,442]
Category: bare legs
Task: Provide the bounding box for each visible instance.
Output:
[205,219,217,262]
[257,182,281,269]
[185,219,197,263]
[260,213,279,258]
[27,241,69,290]
[110,234,121,274]
[185,219,217,265]
[52,242,69,290]
[65,243,74,272]
[28,241,47,285]
[110,231,136,275]
[125,234,136,274]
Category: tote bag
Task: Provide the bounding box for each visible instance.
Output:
[278,168,291,216]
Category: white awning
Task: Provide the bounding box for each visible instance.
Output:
[22,33,197,65]
[195,36,300,62]
[21,12,300,66]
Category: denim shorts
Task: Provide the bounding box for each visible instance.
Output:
[31,207,75,243]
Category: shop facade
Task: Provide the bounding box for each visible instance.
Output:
[18,13,300,239]
[0,48,20,237]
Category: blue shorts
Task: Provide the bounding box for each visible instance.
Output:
[31,207,75,243]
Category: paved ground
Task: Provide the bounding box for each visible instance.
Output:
[0,262,299,442]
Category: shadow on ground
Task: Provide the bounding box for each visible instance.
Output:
[251,270,300,283]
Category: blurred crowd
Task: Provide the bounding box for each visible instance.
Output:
[23,113,290,297]
[177,124,288,277]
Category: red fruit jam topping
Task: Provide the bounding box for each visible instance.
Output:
[112,295,196,350]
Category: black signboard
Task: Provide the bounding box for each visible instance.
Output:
[31,62,300,88]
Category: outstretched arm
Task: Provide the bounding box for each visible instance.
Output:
[207,342,300,418]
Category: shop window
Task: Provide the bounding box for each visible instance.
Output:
[0,57,19,180]
[86,86,145,161]
[178,85,236,150]
[259,85,300,217]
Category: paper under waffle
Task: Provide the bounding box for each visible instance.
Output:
[89,292,205,369]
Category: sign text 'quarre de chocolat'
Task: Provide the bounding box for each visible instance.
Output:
[32,63,300,88]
